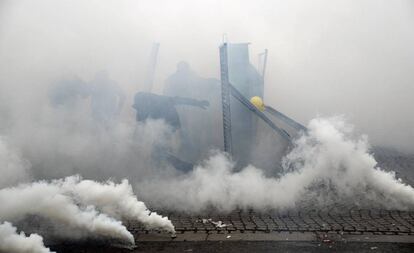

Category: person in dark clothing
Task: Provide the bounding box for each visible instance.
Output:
[163,62,222,162]
[132,92,209,131]
[132,92,209,172]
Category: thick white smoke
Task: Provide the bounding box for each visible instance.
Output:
[1,1,413,251]
[281,116,414,209]
[137,117,414,211]
[0,137,174,248]
[0,175,175,245]
[59,176,175,232]
[0,222,52,253]
[0,178,134,244]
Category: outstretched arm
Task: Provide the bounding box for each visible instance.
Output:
[171,96,209,109]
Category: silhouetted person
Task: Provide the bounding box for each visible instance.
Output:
[164,61,196,97]
[132,92,208,131]
[132,91,209,172]
[163,62,222,162]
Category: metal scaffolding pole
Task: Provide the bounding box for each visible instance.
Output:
[219,43,233,154]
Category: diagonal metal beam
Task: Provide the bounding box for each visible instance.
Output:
[228,84,292,142]
[265,106,307,132]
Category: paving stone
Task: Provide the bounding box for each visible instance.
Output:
[206,231,316,241]
[127,209,414,238]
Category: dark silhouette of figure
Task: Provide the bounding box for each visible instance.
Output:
[132,91,209,172]
[132,92,208,131]
[163,62,222,162]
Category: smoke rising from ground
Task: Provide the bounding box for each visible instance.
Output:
[137,117,414,211]
[59,176,174,232]
[0,222,52,253]
[0,0,414,249]
[0,178,128,244]
[0,175,174,244]
[0,135,174,247]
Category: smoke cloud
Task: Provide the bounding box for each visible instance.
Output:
[0,0,414,249]
[59,176,174,232]
[0,178,133,244]
[1,0,413,151]
[137,117,414,211]
[0,175,175,245]
[0,135,174,247]
[0,222,52,253]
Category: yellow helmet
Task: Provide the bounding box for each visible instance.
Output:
[250,96,265,111]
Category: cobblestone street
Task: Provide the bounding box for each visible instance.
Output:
[164,209,413,235]
[51,208,414,252]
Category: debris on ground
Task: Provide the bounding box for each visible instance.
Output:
[198,218,230,228]
[211,220,227,228]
